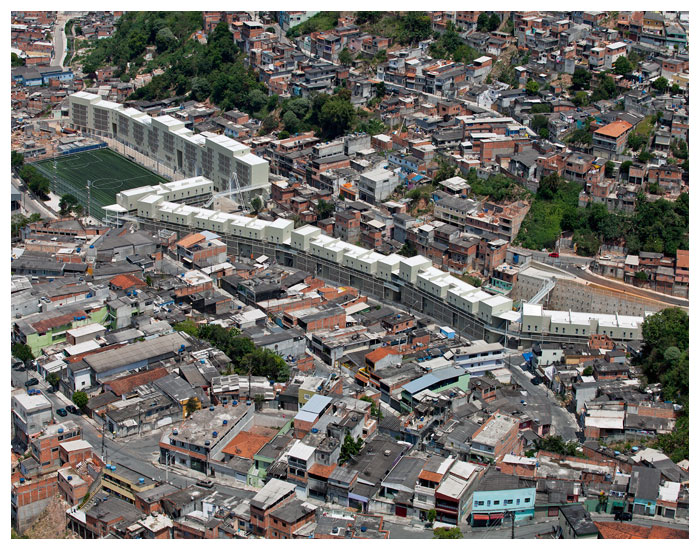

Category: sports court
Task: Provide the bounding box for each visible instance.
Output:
[34,147,168,220]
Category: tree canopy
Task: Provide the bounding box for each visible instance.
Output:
[637,308,689,461]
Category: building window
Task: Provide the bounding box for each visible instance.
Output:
[494,500,500,505]
[524,498,530,503]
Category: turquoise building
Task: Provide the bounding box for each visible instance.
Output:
[470,470,537,526]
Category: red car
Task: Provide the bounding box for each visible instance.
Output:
[549,252,559,258]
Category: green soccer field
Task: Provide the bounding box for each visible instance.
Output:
[34,148,168,220]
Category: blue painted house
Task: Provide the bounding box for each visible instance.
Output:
[470,470,537,526]
[629,466,661,516]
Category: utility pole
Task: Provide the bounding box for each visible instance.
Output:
[100,420,106,462]
[507,511,515,539]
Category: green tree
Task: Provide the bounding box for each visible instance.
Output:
[155,27,178,53]
[59,193,80,216]
[433,159,457,184]
[47,372,61,388]
[72,391,89,409]
[534,435,581,457]
[319,96,356,139]
[477,13,490,31]
[185,396,200,415]
[399,241,417,257]
[613,56,633,75]
[250,196,263,214]
[11,52,26,67]
[605,161,615,178]
[145,274,153,287]
[619,160,633,177]
[360,396,382,419]
[11,150,24,169]
[339,48,353,66]
[282,110,300,134]
[339,433,363,465]
[427,509,437,524]
[316,199,335,220]
[571,67,592,90]
[669,83,681,95]
[433,527,463,539]
[261,114,278,134]
[652,76,669,94]
[627,133,646,151]
[248,89,268,114]
[190,77,211,101]
[12,343,34,363]
[488,13,501,31]
[525,79,540,95]
[375,81,386,99]
[582,366,593,376]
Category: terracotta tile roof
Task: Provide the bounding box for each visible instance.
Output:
[418,470,444,484]
[106,367,169,396]
[32,310,88,334]
[175,233,205,249]
[221,426,278,459]
[594,120,633,138]
[595,522,688,539]
[308,463,337,479]
[365,348,401,364]
[110,273,146,290]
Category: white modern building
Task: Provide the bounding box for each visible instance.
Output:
[68,92,270,201]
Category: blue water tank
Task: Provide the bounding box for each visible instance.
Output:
[58,428,64,434]
[246,401,252,406]
[68,475,73,481]
[361,526,367,533]
[209,406,215,411]
[205,440,211,446]
[233,400,238,405]
[138,478,145,484]
[223,420,228,425]
[20,478,25,483]
[89,244,94,248]
[173,429,178,435]
[213,431,218,437]
[311,428,319,433]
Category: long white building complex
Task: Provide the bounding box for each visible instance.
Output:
[68,92,270,202]
[106,179,648,346]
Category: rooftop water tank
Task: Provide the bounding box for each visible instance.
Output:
[212,431,218,437]
[138,478,145,484]
[67,475,73,481]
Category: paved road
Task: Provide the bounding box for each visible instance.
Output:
[559,265,689,308]
[13,174,59,221]
[52,13,70,68]
[507,246,593,268]
[466,516,559,538]
[12,363,196,489]
[505,353,579,441]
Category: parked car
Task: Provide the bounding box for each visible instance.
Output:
[531,377,542,385]
[66,405,80,415]
[56,408,68,417]
[615,512,633,521]
[549,252,559,258]
[196,479,214,488]
[24,377,39,387]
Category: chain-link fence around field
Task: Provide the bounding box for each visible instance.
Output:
[33,148,167,221]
